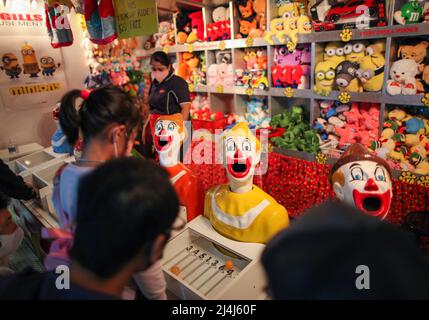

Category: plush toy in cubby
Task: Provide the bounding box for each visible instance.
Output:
[370,106,429,174]
[394,0,425,25]
[271,43,311,89]
[387,37,429,95]
[270,105,320,154]
[244,96,270,129]
[309,0,387,32]
[313,100,380,156]
[154,20,175,47]
[264,0,312,48]
[190,94,211,120]
[206,5,232,41]
[234,0,266,39]
[314,40,386,96]
[177,52,206,86]
[207,50,234,87]
[235,48,269,90]
[175,10,204,45]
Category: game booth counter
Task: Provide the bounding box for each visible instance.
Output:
[2,0,429,301]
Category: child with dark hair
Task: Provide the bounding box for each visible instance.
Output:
[44,86,168,299]
[0,158,179,299]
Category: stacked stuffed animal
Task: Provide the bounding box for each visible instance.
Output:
[271,44,311,89]
[370,107,429,174]
[235,0,266,39]
[314,40,386,96]
[245,97,270,129]
[190,94,211,119]
[387,38,429,95]
[177,52,206,86]
[263,0,312,49]
[235,48,269,90]
[175,10,204,45]
[313,101,380,154]
[207,50,234,87]
[154,21,175,47]
[270,105,320,154]
[206,6,231,41]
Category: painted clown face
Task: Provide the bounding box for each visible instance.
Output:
[333,160,392,220]
[223,128,261,182]
[154,119,184,155]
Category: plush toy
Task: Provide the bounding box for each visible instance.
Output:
[188,11,205,43]
[206,6,231,41]
[253,0,266,31]
[356,42,385,92]
[216,50,232,64]
[335,61,362,92]
[397,39,429,91]
[277,1,299,18]
[256,49,267,69]
[424,2,429,23]
[263,18,285,44]
[314,60,337,96]
[236,0,255,19]
[245,97,270,128]
[238,19,257,38]
[387,59,419,95]
[343,41,367,63]
[296,14,312,33]
[177,52,200,83]
[323,42,345,67]
[51,104,74,154]
[175,11,191,45]
[46,1,74,48]
[155,21,175,47]
[394,0,423,25]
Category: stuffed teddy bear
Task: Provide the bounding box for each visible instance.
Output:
[397,38,429,91]
[253,0,266,31]
[155,21,175,47]
[387,59,420,95]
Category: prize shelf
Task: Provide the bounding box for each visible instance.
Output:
[137,0,428,167]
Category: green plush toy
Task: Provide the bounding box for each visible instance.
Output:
[270,106,320,154]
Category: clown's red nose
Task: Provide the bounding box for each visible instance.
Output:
[364,178,379,191]
[234,148,243,159]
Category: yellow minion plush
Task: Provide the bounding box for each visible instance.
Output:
[343,41,367,63]
[21,43,40,78]
[323,42,345,67]
[315,60,337,96]
[356,42,385,92]
[1,53,22,79]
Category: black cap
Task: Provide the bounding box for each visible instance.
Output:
[262,201,429,300]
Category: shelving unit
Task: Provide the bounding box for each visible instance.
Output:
[140,0,428,160]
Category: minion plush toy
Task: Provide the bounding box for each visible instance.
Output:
[314,60,337,96]
[0,53,22,79]
[21,43,40,78]
[40,56,59,76]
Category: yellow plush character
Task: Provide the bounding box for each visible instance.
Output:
[388,150,406,162]
[343,41,367,63]
[356,42,385,92]
[282,17,298,48]
[314,60,337,96]
[323,42,345,67]
[297,15,312,34]
[415,161,429,175]
[277,2,299,18]
[204,122,290,244]
[388,109,407,124]
[405,134,420,147]
[264,18,284,45]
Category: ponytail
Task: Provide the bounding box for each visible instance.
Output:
[59,89,82,145]
[58,86,141,146]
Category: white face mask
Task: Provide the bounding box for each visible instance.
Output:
[0,227,24,259]
[152,69,169,83]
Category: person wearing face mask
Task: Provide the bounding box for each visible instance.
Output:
[42,87,169,300]
[0,192,24,276]
[0,158,179,299]
[145,52,191,146]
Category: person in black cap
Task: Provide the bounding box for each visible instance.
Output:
[262,201,429,300]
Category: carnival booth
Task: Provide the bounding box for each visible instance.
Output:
[1,0,429,300]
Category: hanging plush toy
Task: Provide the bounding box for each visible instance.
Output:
[84,0,118,45]
[45,0,74,48]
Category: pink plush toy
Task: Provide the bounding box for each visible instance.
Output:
[343,103,362,126]
[335,127,357,148]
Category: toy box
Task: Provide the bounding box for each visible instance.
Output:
[309,0,387,32]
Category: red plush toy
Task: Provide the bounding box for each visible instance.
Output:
[189,11,205,42]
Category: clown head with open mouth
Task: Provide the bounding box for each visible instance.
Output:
[223,122,261,193]
[330,143,393,220]
[154,114,186,168]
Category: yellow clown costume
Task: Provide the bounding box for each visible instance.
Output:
[204,123,290,244]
